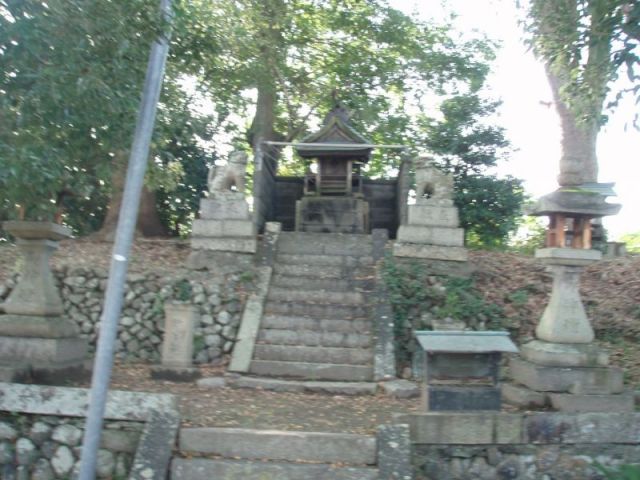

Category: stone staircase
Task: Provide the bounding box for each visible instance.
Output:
[249,232,376,382]
[171,427,378,479]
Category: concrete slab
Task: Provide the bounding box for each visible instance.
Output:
[227,376,377,395]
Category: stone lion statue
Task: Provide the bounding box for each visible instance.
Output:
[208,150,249,194]
[414,155,453,200]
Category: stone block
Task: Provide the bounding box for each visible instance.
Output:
[186,250,254,271]
[393,243,468,262]
[377,424,413,480]
[524,412,640,444]
[548,391,635,413]
[0,336,87,364]
[192,219,255,237]
[199,197,250,219]
[191,237,257,253]
[179,428,377,465]
[502,383,548,408]
[407,204,459,227]
[161,303,198,368]
[495,414,524,444]
[0,314,79,338]
[396,225,464,247]
[380,379,420,399]
[510,357,624,393]
[423,385,501,411]
[407,413,494,444]
[520,340,609,367]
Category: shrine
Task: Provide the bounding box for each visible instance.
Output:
[294,105,373,233]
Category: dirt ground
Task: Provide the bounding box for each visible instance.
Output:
[74,363,419,435]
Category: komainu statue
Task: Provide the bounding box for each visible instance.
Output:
[414,155,454,200]
[207,150,249,194]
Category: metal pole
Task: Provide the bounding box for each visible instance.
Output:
[78,1,172,478]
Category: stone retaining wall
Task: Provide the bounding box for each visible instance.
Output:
[396,412,640,480]
[0,382,179,480]
[0,414,141,479]
[0,267,249,364]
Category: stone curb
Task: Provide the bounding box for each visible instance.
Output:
[228,223,280,373]
[129,410,180,480]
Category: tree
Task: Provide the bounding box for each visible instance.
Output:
[172,0,496,162]
[0,0,155,222]
[523,0,639,186]
[0,0,212,237]
[421,94,526,247]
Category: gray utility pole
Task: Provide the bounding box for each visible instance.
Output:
[77,1,172,478]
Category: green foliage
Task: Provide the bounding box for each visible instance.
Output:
[421,94,526,247]
[620,231,640,254]
[173,279,192,302]
[523,0,640,127]
[172,0,498,163]
[508,215,547,255]
[595,463,640,480]
[0,1,213,235]
[0,0,158,219]
[381,255,505,368]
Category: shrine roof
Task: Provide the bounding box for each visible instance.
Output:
[296,106,373,161]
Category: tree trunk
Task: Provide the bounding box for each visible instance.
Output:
[95,151,168,241]
[546,66,599,186]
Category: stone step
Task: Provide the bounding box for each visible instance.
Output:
[276,253,374,267]
[226,376,377,396]
[249,360,374,381]
[171,458,378,480]
[261,315,371,334]
[277,232,373,256]
[265,301,369,320]
[254,344,373,365]
[257,329,371,348]
[178,427,377,465]
[271,275,354,291]
[273,263,344,279]
[268,287,365,305]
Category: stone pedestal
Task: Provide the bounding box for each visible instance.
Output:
[508,248,633,412]
[0,221,88,383]
[393,198,469,276]
[151,303,200,381]
[188,192,256,271]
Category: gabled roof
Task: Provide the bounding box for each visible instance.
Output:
[296,106,373,161]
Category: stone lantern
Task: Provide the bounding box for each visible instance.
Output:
[0,221,88,382]
[506,185,634,412]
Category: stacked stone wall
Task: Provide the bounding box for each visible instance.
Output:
[0,268,248,364]
[0,414,142,479]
